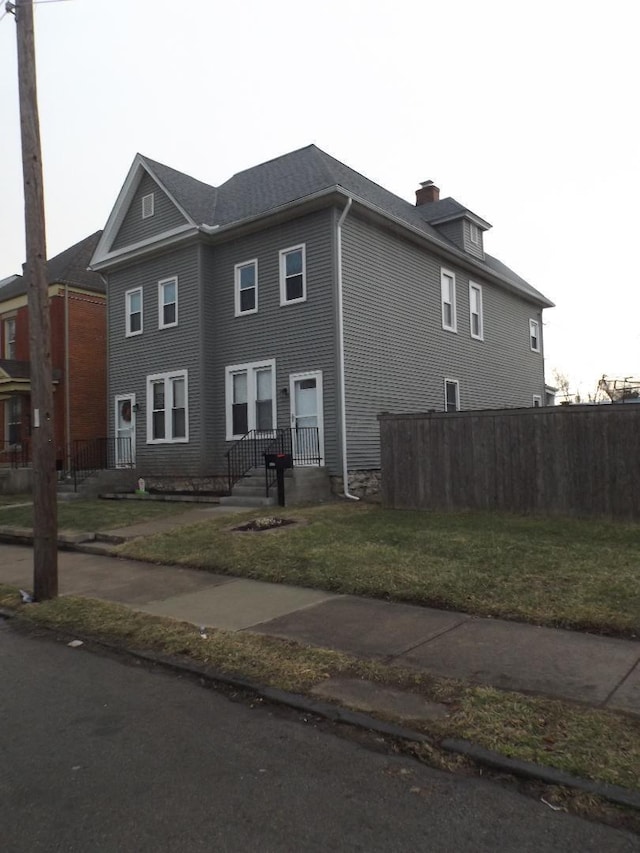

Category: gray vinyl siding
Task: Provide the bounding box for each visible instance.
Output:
[112,172,188,251]
[200,209,339,474]
[463,219,484,259]
[434,220,464,251]
[342,214,546,470]
[107,245,203,476]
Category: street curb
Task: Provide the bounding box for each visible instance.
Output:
[1,604,639,812]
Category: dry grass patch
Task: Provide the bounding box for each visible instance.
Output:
[0,499,190,532]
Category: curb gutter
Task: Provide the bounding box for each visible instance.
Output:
[1,605,638,812]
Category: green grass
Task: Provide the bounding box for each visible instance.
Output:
[120,503,640,636]
[0,498,189,532]
[0,494,31,507]
[1,583,638,793]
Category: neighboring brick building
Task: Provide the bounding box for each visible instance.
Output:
[0,231,106,471]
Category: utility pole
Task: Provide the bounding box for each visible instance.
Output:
[11,0,58,599]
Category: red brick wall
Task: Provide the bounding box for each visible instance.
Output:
[66,292,107,446]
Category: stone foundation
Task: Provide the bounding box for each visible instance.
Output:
[330,469,382,499]
[141,475,229,495]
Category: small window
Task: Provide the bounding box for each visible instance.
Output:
[159,277,178,328]
[142,193,155,219]
[529,319,540,352]
[532,395,542,407]
[125,287,143,336]
[441,269,457,332]
[235,260,258,316]
[225,359,276,440]
[469,222,480,245]
[444,379,460,413]
[4,317,16,359]
[5,395,21,445]
[280,245,306,305]
[147,370,188,443]
[469,282,483,340]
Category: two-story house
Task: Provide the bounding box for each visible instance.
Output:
[90,146,553,496]
[0,231,106,472]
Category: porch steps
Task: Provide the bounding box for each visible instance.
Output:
[220,471,277,508]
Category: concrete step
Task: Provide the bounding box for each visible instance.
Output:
[219,495,276,507]
[232,485,271,498]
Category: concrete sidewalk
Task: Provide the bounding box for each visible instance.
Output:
[1,541,638,717]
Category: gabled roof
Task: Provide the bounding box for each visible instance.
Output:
[97,145,553,307]
[0,231,105,303]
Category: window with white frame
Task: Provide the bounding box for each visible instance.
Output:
[125,287,143,336]
[142,193,155,219]
[469,221,480,245]
[235,260,258,316]
[279,245,306,305]
[444,379,460,413]
[159,277,178,328]
[441,269,457,332]
[532,395,542,407]
[225,359,276,439]
[146,370,188,443]
[529,318,540,352]
[5,396,21,445]
[4,317,16,359]
[469,282,483,340]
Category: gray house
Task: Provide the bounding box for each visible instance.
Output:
[90,145,553,497]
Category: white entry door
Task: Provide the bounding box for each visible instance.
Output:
[289,371,324,465]
[115,394,136,467]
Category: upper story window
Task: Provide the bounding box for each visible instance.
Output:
[469,282,483,340]
[225,359,276,440]
[469,222,480,245]
[235,260,258,316]
[280,245,306,305]
[125,287,143,336]
[142,193,155,219]
[441,269,457,332]
[3,317,16,359]
[159,277,178,329]
[147,370,188,443]
[529,318,540,352]
[444,379,460,413]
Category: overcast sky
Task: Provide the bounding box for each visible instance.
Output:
[0,0,637,398]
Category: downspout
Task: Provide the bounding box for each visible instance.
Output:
[64,284,71,476]
[336,197,358,501]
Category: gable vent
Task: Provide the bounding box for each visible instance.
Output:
[142,193,155,219]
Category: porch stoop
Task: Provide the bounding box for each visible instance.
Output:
[220,467,331,508]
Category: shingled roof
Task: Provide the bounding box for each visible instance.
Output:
[0,231,104,302]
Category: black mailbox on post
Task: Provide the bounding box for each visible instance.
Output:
[264,452,293,506]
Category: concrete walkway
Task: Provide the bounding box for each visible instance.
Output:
[0,540,638,717]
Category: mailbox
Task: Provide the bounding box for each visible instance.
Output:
[264,452,293,470]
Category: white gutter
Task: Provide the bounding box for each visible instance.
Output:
[336,197,358,501]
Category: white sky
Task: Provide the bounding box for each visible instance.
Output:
[1,0,637,398]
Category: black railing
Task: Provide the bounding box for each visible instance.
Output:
[0,440,30,468]
[226,427,321,495]
[72,436,133,491]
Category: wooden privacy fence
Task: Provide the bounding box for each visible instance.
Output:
[379,405,640,519]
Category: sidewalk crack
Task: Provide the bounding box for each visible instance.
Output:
[600,655,640,708]
[388,617,471,660]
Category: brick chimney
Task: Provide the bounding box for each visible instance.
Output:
[415,180,439,206]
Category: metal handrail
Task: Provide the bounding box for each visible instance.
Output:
[0,440,30,468]
[226,427,322,496]
[71,436,133,491]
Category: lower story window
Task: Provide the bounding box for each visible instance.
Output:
[444,379,460,413]
[147,370,188,443]
[5,396,21,445]
[226,359,276,440]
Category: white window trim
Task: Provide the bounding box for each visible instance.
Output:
[4,395,21,445]
[125,286,143,337]
[234,259,258,317]
[529,318,541,353]
[444,378,460,413]
[469,281,484,341]
[158,276,178,329]
[146,369,189,444]
[441,268,457,332]
[532,394,542,407]
[469,221,480,245]
[225,358,277,441]
[142,193,155,219]
[4,316,16,359]
[279,244,307,306]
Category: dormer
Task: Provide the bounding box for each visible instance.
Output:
[415,181,491,260]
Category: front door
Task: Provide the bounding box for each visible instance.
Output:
[115,394,136,467]
[289,371,324,465]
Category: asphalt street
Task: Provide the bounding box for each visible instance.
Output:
[0,619,638,853]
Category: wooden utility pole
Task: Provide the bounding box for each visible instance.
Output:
[12,0,58,599]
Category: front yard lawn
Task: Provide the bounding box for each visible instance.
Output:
[120,503,640,637]
[0,499,189,532]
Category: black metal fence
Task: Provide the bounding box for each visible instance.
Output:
[0,440,30,468]
[226,427,321,494]
[72,436,133,490]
